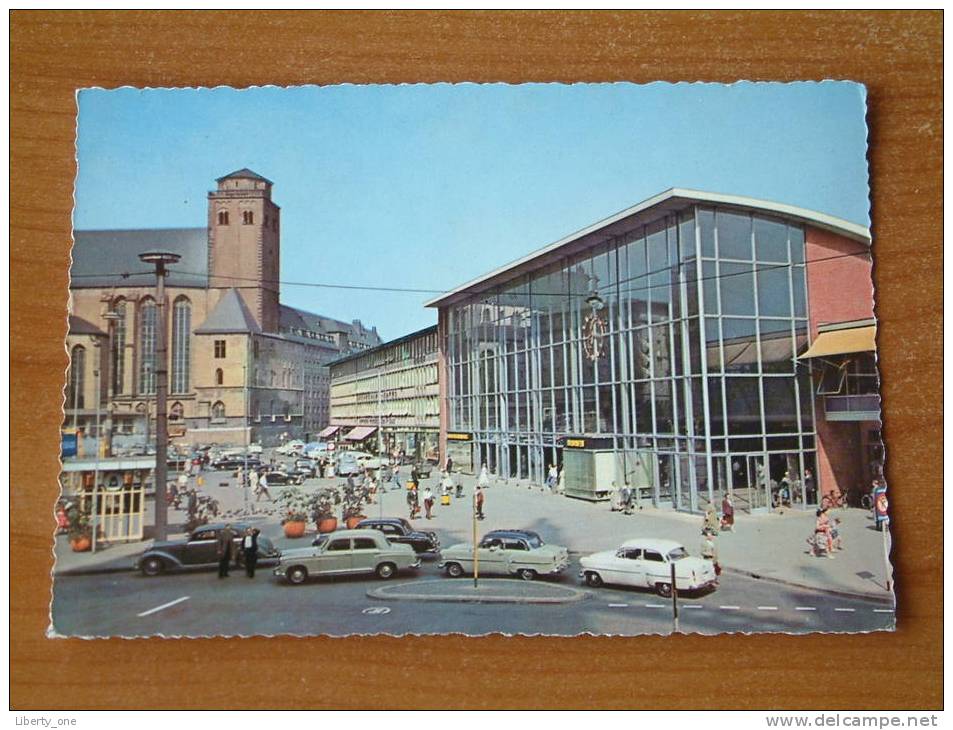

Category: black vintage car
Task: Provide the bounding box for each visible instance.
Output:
[134,522,281,576]
[259,469,305,486]
[213,456,262,471]
[355,518,440,555]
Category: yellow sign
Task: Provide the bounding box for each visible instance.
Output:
[565,438,586,448]
[447,432,472,442]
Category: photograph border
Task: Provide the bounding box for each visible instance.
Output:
[10,9,942,709]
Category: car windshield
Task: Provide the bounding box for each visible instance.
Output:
[667,547,689,561]
[525,534,543,548]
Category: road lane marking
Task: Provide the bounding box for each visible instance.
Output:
[137,596,190,617]
[795,606,817,611]
[682,605,703,610]
[834,608,855,613]
[873,609,894,613]
[644,603,666,608]
[608,603,629,608]
[719,605,740,610]
[757,606,778,611]
[362,606,391,615]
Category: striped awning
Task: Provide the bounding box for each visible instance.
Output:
[344,426,377,441]
[317,425,341,439]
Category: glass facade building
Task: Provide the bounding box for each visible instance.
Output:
[432,192,876,514]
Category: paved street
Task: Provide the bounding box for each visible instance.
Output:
[52,556,893,637]
[51,451,895,637]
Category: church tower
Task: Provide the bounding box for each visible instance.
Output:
[207,169,281,332]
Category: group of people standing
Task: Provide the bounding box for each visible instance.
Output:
[811,507,843,558]
[216,523,262,579]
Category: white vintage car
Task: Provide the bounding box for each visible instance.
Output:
[579,538,717,597]
[438,529,569,581]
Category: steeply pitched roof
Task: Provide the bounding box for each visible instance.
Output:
[278,305,382,347]
[216,168,273,185]
[70,228,208,290]
[195,289,261,334]
[68,314,106,337]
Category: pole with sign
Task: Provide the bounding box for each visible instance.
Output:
[472,489,479,589]
[873,483,891,592]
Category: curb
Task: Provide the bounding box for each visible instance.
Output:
[723,567,895,605]
[367,579,591,605]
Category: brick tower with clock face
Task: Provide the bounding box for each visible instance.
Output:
[207,168,281,333]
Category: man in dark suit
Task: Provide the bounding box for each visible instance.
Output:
[242,527,260,578]
[217,523,235,578]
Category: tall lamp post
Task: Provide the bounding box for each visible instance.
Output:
[139,251,181,542]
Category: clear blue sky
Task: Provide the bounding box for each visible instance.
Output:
[75,82,869,341]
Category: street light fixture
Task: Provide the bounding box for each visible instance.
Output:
[138,251,181,542]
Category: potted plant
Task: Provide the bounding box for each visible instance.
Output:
[66,503,92,552]
[275,486,309,538]
[310,489,338,533]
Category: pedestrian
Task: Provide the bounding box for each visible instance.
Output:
[815,508,834,558]
[391,461,403,491]
[478,463,490,489]
[217,523,235,578]
[445,455,454,475]
[410,463,421,489]
[475,485,485,520]
[720,493,735,532]
[703,504,719,534]
[242,527,260,578]
[257,471,273,502]
[440,470,453,497]
[546,463,559,492]
[318,457,326,479]
[701,530,720,584]
[556,465,565,495]
[422,486,435,519]
[804,468,817,504]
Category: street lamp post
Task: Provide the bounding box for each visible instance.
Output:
[139,251,181,542]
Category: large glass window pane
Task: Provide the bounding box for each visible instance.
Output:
[702,261,719,314]
[760,319,795,374]
[720,262,756,315]
[716,210,752,260]
[705,317,722,373]
[754,216,790,263]
[698,208,715,258]
[634,382,652,433]
[757,266,791,318]
[707,376,725,436]
[797,371,814,431]
[721,318,758,374]
[725,377,761,435]
[651,324,671,378]
[687,318,702,375]
[762,377,798,434]
[633,328,651,380]
[789,225,805,265]
[792,265,807,318]
[679,211,696,262]
[654,381,674,434]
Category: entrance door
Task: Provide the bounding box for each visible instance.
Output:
[729,454,768,513]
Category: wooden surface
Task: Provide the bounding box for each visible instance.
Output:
[10,10,942,710]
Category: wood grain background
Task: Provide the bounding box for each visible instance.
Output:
[10,10,942,710]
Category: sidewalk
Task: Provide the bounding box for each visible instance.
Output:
[53,463,896,602]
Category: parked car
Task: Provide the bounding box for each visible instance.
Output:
[213,456,262,471]
[134,522,281,576]
[438,529,569,581]
[276,440,306,456]
[273,529,420,584]
[335,452,361,477]
[293,459,318,478]
[411,462,434,479]
[355,517,440,554]
[246,443,264,455]
[578,538,717,597]
[259,469,305,486]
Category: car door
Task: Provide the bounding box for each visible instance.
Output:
[502,538,531,572]
[616,548,646,587]
[317,537,353,574]
[377,522,403,546]
[477,537,508,575]
[351,536,380,573]
[641,549,668,588]
[184,528,219,565]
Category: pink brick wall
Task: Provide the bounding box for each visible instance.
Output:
[805,226,875,339]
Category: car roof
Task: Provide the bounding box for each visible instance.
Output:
[319,529,384,539]
[195,522,252,532]
[484,529,541,540]
[619,538,685,552]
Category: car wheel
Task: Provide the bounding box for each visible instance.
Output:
[655,582,673,598]
[141,556,164,577]
[287,566,308,585]
[518,568,537,581]
[446,562,464,578]
[376,562,397,580]
[585,572,603,588]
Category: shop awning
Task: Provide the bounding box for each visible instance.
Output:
[798,325,876,360]
[317,426,341,439]
[344,426,377,441]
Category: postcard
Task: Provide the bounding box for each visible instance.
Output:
[53,81,893,637]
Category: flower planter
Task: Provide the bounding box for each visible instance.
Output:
[345,515,366,529]
[283,520,307,539]
[317,517,338,534]
[70,535,91,552]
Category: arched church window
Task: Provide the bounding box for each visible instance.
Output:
[171,297,191,394]
[242,210,254,225]
[211,401,226,421]
[67,345,86,410]
[218,210,229,225]
[139,299,157,395]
